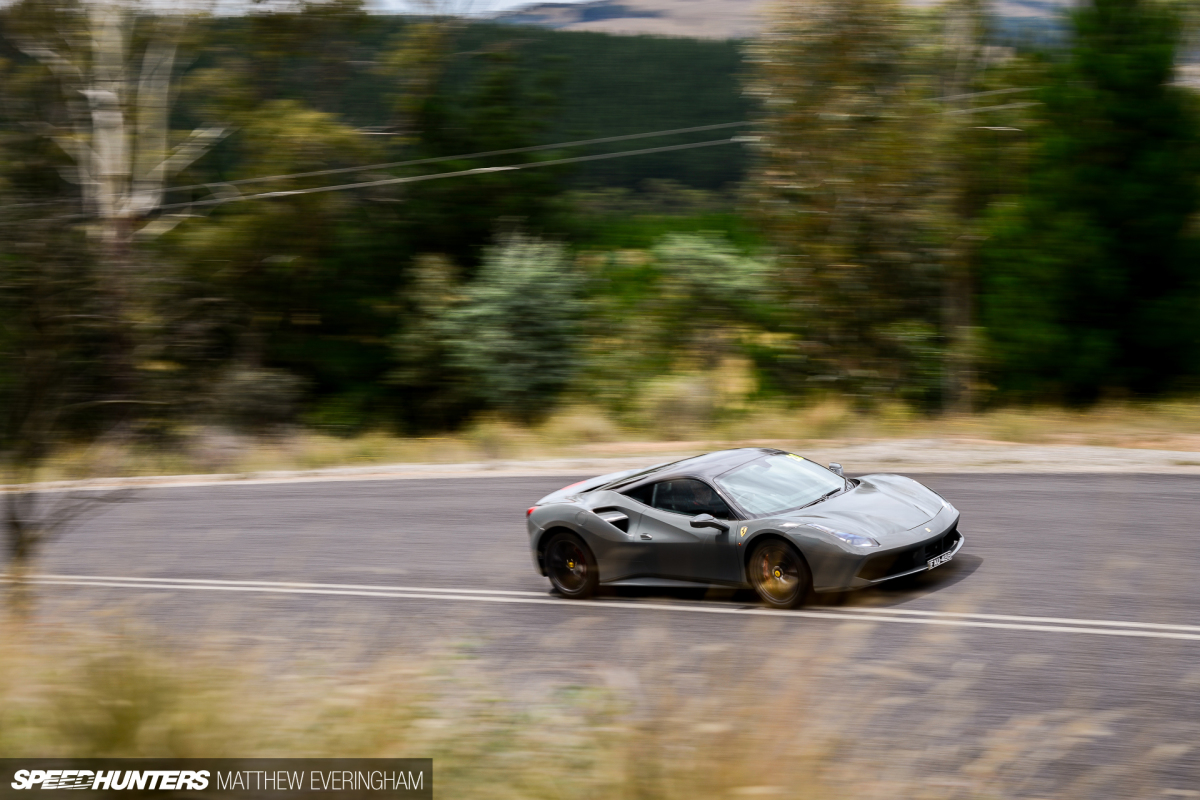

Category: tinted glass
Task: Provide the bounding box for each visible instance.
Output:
[644,479,733,519]
[715,454,844,516]
[622,483,655,506]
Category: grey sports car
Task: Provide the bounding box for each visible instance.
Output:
[526,447,963,608]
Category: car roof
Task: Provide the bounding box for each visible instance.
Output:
[613,447,780,487]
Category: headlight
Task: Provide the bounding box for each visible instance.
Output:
[928,487,955,512]
[807,523,880,548]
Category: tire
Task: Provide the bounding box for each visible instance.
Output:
[748,539,811,609]
[544,532,599,599]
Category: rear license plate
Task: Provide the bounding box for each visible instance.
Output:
[927,552,953,570]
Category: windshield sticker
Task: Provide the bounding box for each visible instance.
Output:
[787,454,805,461]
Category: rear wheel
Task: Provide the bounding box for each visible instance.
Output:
[748,540,811,609]
[544,532,599,599]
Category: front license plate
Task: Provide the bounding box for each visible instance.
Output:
[927,552,953,570]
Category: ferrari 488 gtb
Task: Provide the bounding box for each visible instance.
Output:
[526,448,963,608]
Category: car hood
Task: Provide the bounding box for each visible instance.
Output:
[780,474,943,540]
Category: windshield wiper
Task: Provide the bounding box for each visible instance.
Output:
[798,488,841,510]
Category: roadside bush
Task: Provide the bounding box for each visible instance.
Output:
[214,367,307,432]
[443,234,585,423]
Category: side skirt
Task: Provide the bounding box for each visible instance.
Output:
[602,577,744,589]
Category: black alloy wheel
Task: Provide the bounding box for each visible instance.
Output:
[544,532,599,599]
[748,540,811,609]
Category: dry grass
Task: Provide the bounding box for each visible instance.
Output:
[716,397,1200,450]
[0,615,1155,798]
[20,395,1200,483]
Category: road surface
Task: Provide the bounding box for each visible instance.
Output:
[12,473,1200,794]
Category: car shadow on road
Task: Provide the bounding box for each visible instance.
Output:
[809,553,984,609]
[581,554,984,609]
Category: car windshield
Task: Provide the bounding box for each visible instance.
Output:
[715,454,845,516]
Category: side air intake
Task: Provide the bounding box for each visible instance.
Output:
[594,508,630,533]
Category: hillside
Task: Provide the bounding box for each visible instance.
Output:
[492,0,1070,40]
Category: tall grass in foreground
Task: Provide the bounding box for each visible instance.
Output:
[0,618,1173,798]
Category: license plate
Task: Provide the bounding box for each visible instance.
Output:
[927,552,953,570]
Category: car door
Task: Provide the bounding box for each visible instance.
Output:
[574,490,653,580]
[626,479,739,583]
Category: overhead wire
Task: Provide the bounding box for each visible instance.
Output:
[155,137,744,211]
[160,120,755,195]
[0,92,1038,222]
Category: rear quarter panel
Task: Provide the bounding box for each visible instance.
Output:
[529,491,649,581]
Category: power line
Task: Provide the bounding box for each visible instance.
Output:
[161,120,754,195]
[931,87,1037,103]
[1,95,1040,222]
[153,137,744,212]
[941,101,1039,116]
[152,98,1037,211]
[0,96,1037,216]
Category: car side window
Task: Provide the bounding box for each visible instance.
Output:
[647,479,733,520]
[622,483,655,506]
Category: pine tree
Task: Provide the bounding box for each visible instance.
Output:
[980,0,1200,399]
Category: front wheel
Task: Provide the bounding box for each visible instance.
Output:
[748,540,811,609]
[544,532,599,599]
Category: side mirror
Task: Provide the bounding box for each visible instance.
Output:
[828,462,844,477]
[690,513,730,532]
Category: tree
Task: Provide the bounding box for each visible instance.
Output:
[744,0,1044,409]
[576,233,774,418]
[440,234,584,421]
[388,254,475,432]
[0,216,134,610]
[402,44,567,270]
[633,232,772,379]
[1,0,230,422]
[979,0,1200,400]
[158,100,388,431]
[6,0,225,250]
[745,0,952,405]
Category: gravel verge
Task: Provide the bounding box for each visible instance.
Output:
[8,438,1200,492]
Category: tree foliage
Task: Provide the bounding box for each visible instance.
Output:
[979,0,1200,401]
[746,0,957,403]
[440,234,584,422]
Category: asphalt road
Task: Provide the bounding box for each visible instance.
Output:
[14,473,1200,794]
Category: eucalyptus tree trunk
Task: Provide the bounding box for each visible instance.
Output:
[3,1,222,609]
[14,1,225,397]
[16,2,225,253]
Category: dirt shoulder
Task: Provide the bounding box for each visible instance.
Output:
[11,438,1200,492]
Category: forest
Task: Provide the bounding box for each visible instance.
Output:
[0,0,1197,457]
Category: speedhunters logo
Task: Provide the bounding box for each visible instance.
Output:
[11,771,210,791]
[0,762,430,799]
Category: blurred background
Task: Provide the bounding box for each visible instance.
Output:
[3,0,1200,794]
[3,0,1200,476]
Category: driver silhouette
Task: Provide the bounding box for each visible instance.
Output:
[685,482,723,517]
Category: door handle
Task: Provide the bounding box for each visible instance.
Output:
[640,534,653,540]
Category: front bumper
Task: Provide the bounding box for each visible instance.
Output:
[807,506,964,592]
[855,524,965,584]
